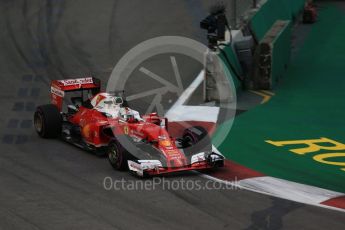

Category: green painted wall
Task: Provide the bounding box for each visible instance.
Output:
[250,0,305,41]
[218,45,243,90]
[270,21,292,88]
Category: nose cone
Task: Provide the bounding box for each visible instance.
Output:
[141,123,187,168]
[159,142,187,168]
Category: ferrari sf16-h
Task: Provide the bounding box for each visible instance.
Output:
[34,77,224,177]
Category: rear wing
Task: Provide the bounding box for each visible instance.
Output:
[51,77,101,110]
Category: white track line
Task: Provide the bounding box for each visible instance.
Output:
[165,70,219,123]
[166,105,219,122]
[201,173,345,213]
[240,177,343,204]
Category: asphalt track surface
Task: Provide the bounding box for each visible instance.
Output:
[0,1,344,229]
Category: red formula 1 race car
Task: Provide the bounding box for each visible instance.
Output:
[34,77,224,177]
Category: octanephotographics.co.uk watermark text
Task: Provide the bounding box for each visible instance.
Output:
[103,177,242,191]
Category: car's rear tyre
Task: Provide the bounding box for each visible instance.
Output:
[108,140,128,171]
[34,104,62,138]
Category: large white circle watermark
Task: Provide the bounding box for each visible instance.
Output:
[106,36,236,163]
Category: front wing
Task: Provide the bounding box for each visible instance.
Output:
[127,152,224,177]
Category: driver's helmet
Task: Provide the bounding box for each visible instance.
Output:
[91,93,123,118]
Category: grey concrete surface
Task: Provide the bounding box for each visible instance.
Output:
[0,1,344,229]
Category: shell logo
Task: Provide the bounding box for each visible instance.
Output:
[160,140,171,147]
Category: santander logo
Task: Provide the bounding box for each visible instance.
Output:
[61,77,93,86]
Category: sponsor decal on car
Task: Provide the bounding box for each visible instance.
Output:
[59,77,93,86]
[138,160,162,170]
[165,149,179,155]
[191,152,205,164]
[160,140,172,147]
[128,160,144,176]
[132,130,145,138]
[51,86,64,97]
[82,124,91,138]
[123,126,129,135]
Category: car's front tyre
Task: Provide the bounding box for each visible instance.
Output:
[182,126,208,147]
[108,140,128,171]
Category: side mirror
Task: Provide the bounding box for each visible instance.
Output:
[68,105,78,114]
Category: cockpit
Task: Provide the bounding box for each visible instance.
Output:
[89,93,143,121]
[91,93,124,118]
[119,107,143,123]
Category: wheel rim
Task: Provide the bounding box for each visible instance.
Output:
[184,134,196,146]
[108,144,119,165]
[34,112,43,133]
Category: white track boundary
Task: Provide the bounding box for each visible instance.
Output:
[166,70,219,123]
[201,173,345,213]
[165,70,220,123]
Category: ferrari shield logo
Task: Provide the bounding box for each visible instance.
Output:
[123,126,129,135]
